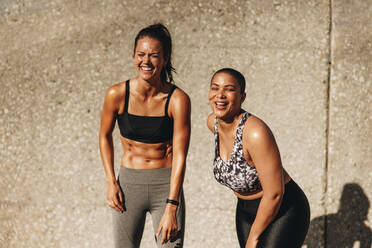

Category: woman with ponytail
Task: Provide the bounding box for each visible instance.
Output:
[99,24,191,248]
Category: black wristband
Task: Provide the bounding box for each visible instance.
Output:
[166,198,179,206]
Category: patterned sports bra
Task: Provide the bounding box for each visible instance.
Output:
[213,112,262,193]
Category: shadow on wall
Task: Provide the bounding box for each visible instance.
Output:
[304,183,371,248]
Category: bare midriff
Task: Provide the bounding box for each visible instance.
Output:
[120,136,173,169]
[234,169,292,200]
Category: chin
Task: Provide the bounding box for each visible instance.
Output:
[213,110,227,118]
[214,109,238,121]
[141,72,161,81]
[140,74,155,81]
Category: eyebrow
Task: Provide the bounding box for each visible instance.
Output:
[136,51,160,54]
[211,83,237,88]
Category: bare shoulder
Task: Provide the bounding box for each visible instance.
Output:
[171,86,190,105]
[169,86,191,113]
[206,113,215,133]
[105,81,126,98]
[105,82,125,108]
[243,114,274,145]
[167,86,191,121]
[101,81,127,114]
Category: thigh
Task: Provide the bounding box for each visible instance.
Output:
[150,184,185,248]
[235,199,257,248]
[112,182,148,248]
[258,182,310,248]
[258,211,309,248]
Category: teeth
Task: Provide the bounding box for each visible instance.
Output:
[216,102,227,106]
[141,67,152,71]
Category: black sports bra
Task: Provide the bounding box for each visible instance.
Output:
[116,80,176,144]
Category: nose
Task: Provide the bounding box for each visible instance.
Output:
[143,54,150,64]
[216,89,226,99]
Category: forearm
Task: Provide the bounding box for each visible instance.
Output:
[168,154,186,201]
[248,193,283,241]
[99,133,116,184]
[168,127,190,201]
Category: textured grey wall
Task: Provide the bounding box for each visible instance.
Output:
[0,0,371,247]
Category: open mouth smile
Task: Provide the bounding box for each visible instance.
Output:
[140,66,154,72]
[215,101,228,109]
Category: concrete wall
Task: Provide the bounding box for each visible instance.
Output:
[0,0,370,247]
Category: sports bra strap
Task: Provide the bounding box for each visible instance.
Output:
[124,80,130,112]
[124,80,176,116]
[164,85,177,117]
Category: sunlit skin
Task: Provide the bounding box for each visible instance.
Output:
[99,37,191,245]
[133,37,167,85]
[208,72,246,123]
[207,72,291,248]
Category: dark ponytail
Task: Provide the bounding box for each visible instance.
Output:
[134,23,175,84]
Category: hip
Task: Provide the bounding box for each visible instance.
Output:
[237,179,309,216]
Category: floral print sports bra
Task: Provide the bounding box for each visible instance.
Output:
[213,112,262,193]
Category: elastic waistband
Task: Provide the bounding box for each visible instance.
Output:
[119,166,172,184]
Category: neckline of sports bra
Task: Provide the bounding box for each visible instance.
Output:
[116,111,167,118]
[123,80,174,118]
[215,112,255,168]
[128,112,167,118]
[215,113,245,163]
[216,153,255,168]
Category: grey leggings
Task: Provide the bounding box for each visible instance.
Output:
[112,167,185,248]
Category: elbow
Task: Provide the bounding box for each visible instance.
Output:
[273,192,283,203]
[99,131,113,146]
[99,129,112,140]
[264,190,284,203]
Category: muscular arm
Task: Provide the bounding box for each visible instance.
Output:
[244,117,284,246]
[168,89,191,203]
[99,84,124,212]
[99,87,117,183]
[157,88,191,243]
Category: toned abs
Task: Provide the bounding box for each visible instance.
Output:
[120,136,173,169]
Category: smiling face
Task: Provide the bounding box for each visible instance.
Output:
[209,72,246,120]
[133,36,167,82]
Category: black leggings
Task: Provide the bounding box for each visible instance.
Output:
[236,180,310,248]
